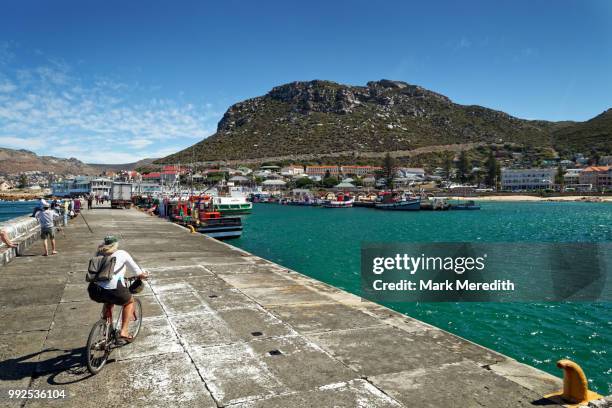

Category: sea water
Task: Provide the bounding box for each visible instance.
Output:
[233,202,611,394]
[0,201,36,222]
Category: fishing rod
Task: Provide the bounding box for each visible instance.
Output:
[80,211,94,234]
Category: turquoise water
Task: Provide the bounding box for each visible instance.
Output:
[0,201,36,222]
[233,202,611,394]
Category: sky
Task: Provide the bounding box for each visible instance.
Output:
[0,0,610,164]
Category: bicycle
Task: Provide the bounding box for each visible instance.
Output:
[85,277,144,374]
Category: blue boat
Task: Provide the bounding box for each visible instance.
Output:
[449,200,481,210]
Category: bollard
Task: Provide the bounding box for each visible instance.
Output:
[545,359,602,406]
[187,225,196,234]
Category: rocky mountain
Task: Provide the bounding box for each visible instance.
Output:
[0,148,156,175]
[157,79,609,164]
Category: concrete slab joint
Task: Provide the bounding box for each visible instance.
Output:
[0,208,566,407]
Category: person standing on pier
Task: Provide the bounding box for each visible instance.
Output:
[87,194,93,210]
[35,200,59,256]
[31,197,44,217]
[62,199,69,226]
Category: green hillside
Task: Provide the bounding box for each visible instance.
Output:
[156,80,609,164]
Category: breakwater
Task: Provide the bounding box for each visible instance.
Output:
[0,215,42,265]
[232,202,612,394]
[0,207,586,407]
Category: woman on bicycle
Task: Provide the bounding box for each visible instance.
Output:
[87,235,148,342]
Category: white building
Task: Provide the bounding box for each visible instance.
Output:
[397,167,425,178]
[133,182,162,195]
[563,169,583,185]
[51,176,92,197]
[501,168,555,191]
[261,179,287,190]
[280,166,305,177]
[90,178,112,198]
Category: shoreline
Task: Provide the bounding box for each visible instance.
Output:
[449,195,612,202]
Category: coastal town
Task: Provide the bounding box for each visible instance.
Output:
[2,151,611,201]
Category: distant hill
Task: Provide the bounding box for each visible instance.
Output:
[551,108,612,157]
[0,148,156,175]
[0,148,99,175]
[156,79,610,165]
[88,158,157,173]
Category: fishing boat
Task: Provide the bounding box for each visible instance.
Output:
[322,192,354,208]
[211,195,252,214]
[196,211,243,239]
[191,196,244,239]
[165,195,245,239]
[449,200,481,210]
[420,197,450,211]
[374,192,420,211]
[353,193,379,208]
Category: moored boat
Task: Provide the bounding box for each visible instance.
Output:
[211,195,252,214]
[420,197,450,211]
[354,193,378,208]
[196,211,243,239]
[449,200,481,210]
[374,192,420,211]
[322,192,354,208]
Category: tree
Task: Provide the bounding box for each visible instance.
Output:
[443,154,453,180]
[457,151,470,183]
[324,169,331,179]
[382,152,396,190]
[322,176,338,188]
[555,166,565,190]
[18,174,28,189]
[485,151,500,188]
[295,177,314,188]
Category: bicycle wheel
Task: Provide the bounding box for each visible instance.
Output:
[116,298,143,340]
[86,319,110,375]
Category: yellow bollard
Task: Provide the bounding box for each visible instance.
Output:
[545,359,602,406]
[187,225,195,234]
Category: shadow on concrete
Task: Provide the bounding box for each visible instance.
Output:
[0,347,94,385]
[530,397,564,406]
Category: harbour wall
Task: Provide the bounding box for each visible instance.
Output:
[1,207,609,406]
[0,214,62,266]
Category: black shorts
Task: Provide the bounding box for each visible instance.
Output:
[41,228,55,239]
[87,281,132,305]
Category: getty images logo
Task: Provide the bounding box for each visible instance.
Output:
[372,253,488,275]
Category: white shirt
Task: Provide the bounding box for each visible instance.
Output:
[35,209,59,229]
[95,249,143,290]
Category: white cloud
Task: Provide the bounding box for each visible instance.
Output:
[0,80,17,93]
[125,138,154,149]
[0,136,46,149]
[0,46,223,163]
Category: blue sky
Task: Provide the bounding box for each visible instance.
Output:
[0,0,610,163]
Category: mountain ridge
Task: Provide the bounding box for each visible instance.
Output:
[0,148,156,175]
[157,79,609,165]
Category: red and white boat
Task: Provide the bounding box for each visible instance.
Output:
[322,192,354,208]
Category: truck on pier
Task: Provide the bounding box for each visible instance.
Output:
[110,182,133,209]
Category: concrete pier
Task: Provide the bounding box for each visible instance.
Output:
[0,208,565,407]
